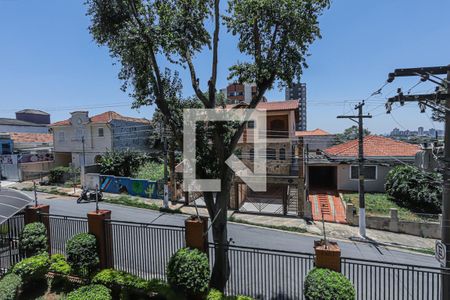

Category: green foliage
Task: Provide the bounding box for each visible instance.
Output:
[19,222,48,257]
[135,162,164,181]
[98,150,148,178]
[49,254,71,275]
[92,269,165,298]
[65,284,112,300]
[104,196,181,214]
[334,126,371,145]
[207,290,254,300]
[385,165,442,213]
[49,166,71,183]
[66,233,99,276]
[0,273,22,300]
[167,248,210,296]
[304,268,355,300]
[12,253,49,283]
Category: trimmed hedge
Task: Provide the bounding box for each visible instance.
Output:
[49,166,71,183]
[0,273,22,300]
[304,268,355,300]
[65,284,112,300]
[19,222,48,257]
[66,233,99,276]
[12,253,49,284]
[207,289,254,300]
[167,248,210,296]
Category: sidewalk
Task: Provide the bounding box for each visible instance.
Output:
[11,181,435,253]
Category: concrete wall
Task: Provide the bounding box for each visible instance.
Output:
[337,164,390,193]
[302,135,335,151]
[346,203,441,239]
[20,161,54,181]
[111,120,151,152]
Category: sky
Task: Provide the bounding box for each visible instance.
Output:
[0,0,449,134]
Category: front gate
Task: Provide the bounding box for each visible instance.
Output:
[0,214,24,275]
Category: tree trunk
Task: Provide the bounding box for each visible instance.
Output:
[209,187,231,292]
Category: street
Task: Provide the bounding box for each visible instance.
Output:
[35,194,438,268]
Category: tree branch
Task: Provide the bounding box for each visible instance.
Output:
[185,51,210,107]
[208,0,220,107]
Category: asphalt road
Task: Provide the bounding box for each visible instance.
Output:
[33,193,438,268]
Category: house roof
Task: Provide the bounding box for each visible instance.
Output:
[324,135,421,158]
[0,118,46,127]
[296,128,332,137]
[50,111,151,127]
[9,132,53,144]
[227,100,299,111]
[16,109,50,116]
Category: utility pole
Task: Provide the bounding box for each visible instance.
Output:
[337,101,372,238]
[385,65,450,299]
[81,136,86,188]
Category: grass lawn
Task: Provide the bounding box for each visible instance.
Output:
[342,193,430,221]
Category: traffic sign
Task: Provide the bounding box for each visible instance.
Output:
[436,240,447,266]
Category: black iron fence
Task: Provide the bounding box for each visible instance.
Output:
[342,257,448,300]
[209,243,315,300]
[104,219,185,280]
[0,213,24,275]
[1,212,449,300]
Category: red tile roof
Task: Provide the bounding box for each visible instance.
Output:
[227,100,299,111]
[324,135,421,158]
[296,128,332,137]
[50,111,151,127]
[10,132,53,144]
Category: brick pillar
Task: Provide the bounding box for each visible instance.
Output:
[314,240,341,272]
[185,216,209,255]
[87,210,113,269]
[24,204,51,254]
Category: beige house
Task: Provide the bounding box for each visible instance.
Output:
[229,100,301,215]
[49,111,152,168]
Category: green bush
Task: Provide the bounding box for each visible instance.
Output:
[65,284,112,300]
[167,248,210,296]
[206,290,254,300]
[385,165,442,213]
[66,233,99,276]
[49,254,71,275]
[49,166,71,183]
[99,150,149,177]
[0,273,22,300]
[12,253,49,284]
[304,268,355,300]
[19,222,48,257]
[136,162,164,181]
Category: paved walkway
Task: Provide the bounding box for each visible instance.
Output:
[309,191,347,223]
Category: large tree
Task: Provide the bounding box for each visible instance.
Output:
[86,0,329,290]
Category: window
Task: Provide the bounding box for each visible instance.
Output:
[58,132,65,142]
[267,148,276,160]
[279,148,286,160]
[1,143,11,155]
[247,120,255,128]
[350,165,377,180]
[98,128,104,137]
[249,148,254,160]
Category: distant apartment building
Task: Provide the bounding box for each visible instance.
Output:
[221,82,268,104]
[285,83,307,131]
[390,127,443,138]
[49,111,152,167]
[0,109,50,134]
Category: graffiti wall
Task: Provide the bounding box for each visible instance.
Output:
[99,175,162,199]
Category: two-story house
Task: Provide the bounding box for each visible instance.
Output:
[228,100,300,215]
[49,111,152,168]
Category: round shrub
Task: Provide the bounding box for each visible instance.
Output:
[49,254,71,275]
[304,268,355,300]
[65,284,112,300]
[19,222,48,257]
[12,253,49,284]
[167,248,210,296]
[385,165,442,213]
[0,273,22,300]
[66,233,99,276]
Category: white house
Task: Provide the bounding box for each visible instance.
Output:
[49,111,152,168]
